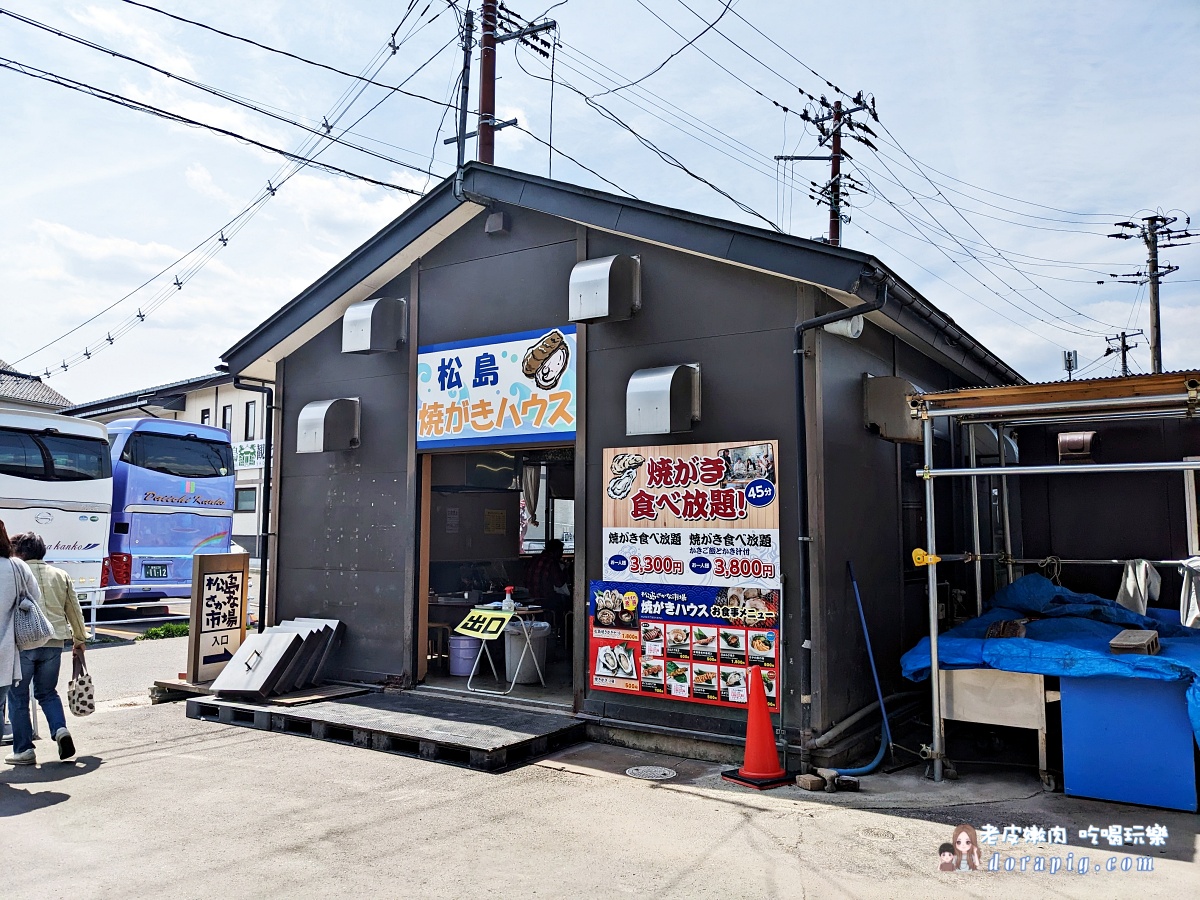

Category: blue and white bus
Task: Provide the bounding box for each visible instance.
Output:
[102,418,234,601]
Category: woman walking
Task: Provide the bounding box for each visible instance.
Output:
[5,531,83,764]
[1,520,34,745]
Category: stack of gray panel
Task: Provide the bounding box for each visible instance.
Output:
[210,618,342,699]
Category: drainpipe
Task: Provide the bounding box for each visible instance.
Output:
[231,374,274,634]
[793,273,889,771]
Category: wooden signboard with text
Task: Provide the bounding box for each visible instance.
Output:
[187,552,250,683]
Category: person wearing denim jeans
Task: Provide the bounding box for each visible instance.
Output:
[5,531,85,765]
[8,643,70,759]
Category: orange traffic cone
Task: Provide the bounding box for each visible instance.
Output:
[722,665,792,790]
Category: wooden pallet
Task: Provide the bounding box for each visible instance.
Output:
[186,691,585,772]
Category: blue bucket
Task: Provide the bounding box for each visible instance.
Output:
[448,635,482,676]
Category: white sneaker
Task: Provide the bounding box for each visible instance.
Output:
[54,727,76,760]
[4,748,36,765]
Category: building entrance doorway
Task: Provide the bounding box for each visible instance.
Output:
[417,447,575,708]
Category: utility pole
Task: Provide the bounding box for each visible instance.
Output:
[478,0,498,165]
[775,94,875,245]
[1108,213,1194,374]
[453,9,474,197]
[446,4,554,167]
[1105,330,1143,377]
[829,101,842,247]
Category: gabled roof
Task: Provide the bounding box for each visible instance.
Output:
[61,371,230,419]
[0,360,71,409]
[223,163,1023,386]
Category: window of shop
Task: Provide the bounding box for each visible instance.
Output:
[244,401,256,442]
[200,408,211,425]
[221,405,233,433]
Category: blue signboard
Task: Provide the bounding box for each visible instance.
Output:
[416,326,577,449]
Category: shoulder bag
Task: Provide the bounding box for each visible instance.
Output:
[11,559,55,651]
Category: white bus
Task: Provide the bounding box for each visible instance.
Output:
[0,408,112,598]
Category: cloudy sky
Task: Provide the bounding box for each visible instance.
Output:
[2,0,1197,403]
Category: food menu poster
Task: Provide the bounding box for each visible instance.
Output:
[601,440,780,590]
[589,580,779,710]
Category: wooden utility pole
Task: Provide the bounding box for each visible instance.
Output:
[450,3,554,167]
[478,0,498,165]
[775,98,870,245]
[829,101,842,247]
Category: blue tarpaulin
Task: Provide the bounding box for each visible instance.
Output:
[900,574,1200,742]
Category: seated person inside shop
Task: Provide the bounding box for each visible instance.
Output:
[525,539,570,625]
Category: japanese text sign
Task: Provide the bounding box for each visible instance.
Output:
[233,440,266,470]
[187,552,250,683]
[454,608,514,640]
[416,326,577,449]
[591,440,782,710]
[602,441,781,589]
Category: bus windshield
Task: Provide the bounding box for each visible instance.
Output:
[119,431,233,478]
[0,428,111,481]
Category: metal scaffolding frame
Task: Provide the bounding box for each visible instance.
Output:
[909,373,1200,782]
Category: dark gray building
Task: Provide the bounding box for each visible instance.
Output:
[223,163,1020,762]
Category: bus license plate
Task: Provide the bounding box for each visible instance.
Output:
[143,564,169,579]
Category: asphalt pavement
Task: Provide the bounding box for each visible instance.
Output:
[3,638,1196,899]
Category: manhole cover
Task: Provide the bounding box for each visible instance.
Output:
[625,765,677,781]
[858,827,895,842]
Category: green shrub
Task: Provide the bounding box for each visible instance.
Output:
[137,622,190,641]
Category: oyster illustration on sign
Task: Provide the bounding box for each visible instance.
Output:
[606,452,645,500]
[522,329,570,390]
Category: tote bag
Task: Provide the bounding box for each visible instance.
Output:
[68,652,95,717]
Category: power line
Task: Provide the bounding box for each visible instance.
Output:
[13,14,456,372]
[593,0,733,97]
[0,9,449,179]
[865,117,1122,332]
[0,57,424,194]
[513,42,782,231]
[849,168,1106,341]
[847,215,1071,352]
[510,123,638,197]
[115,0,456,112]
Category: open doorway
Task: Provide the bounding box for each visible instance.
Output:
[418,448,574,708]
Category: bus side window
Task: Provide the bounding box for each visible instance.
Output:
[0,430,46,479]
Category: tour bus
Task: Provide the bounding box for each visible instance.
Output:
[0,409,112,600]
[102,418,234,601]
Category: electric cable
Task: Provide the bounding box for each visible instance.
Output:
[15,11,458,372]
[854,151,1116,335]
[593,0,732,97]
[0,58,424,193]
[115,0,453,110]
[0,10,449,179]
[510,123,637,198]
[847,216,1071,351]
[848,171,1104,341]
